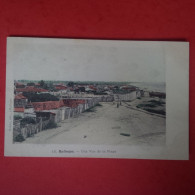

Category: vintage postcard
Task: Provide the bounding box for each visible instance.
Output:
[4,37,189,159]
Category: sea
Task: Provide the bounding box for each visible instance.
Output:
[130,82,166,93]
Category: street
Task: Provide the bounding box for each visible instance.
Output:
[23,101,166,146]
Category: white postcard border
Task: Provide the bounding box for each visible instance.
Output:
[4,38,189,160]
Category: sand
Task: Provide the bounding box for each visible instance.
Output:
[23,97,166,146]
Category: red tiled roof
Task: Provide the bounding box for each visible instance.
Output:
[32,100,65,111]
[55,86,67,90]
[59,99,65,107]
[32,99,86,111]
[15,82,25,86]
[121,87,136,91]
[89,86,97,90]
[14,94,27,100]
[14,107,24,112]
[63,99,85,108]
[16,86,48,93]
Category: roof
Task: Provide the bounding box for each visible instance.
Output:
[14,94,27,100]
[63,99,86,108]
[32,100,65,111]
[15,82,25,86]
[15,86,48,93]
[25,103,33,108]
[55,86,67,90]
[89,86,97,90]
[31,99,87,111]
[14,107,24,112]
[121,86,136,91]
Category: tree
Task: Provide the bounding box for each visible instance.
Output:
[39,80,45,87]
[27,82,35,86]
[43,83,48,90]
[22,92,59,102]
[38,80,48,89]
[67,82,74,87]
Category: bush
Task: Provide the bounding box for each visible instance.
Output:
[148,100,165,105]
[96,103,102,107]
[14,115,22,120]
[145,104,157,108]
[22,92,59,102]
[84,107,96,112]
[14,134,25,142]
[137,103,157,108]
[21,117,36,127]
[143,108,166,115]
[45,120,58,129]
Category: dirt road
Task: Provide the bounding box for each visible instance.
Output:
[23,101,166,146]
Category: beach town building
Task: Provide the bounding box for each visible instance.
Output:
[15,86,48,94]
[14,104,36,119]
[14,107,25,118]
[54,84,67,91]
[24,103,36,118]
[114,91,137,102]
[15,82,26,88]
[30,97,100,123]
[14,93,28,108]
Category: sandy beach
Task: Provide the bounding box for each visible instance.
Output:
[23,97,166,146]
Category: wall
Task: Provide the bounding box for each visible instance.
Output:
[114,91,137,101]
[13,118,51,140]
[14,99,27,108]
[13,97,101,141]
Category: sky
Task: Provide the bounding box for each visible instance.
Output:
[9,37,166,82]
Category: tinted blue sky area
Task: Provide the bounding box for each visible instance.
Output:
[11,38,165,82]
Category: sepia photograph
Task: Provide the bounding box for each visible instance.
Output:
[4,37,189,159]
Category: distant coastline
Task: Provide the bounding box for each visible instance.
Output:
[131,82,166,93]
